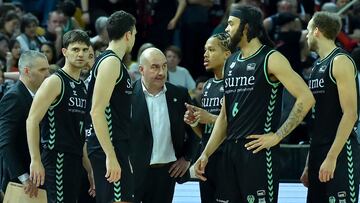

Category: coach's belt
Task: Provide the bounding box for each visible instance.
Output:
[149,163,169,168]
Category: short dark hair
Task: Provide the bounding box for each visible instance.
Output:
[107,10,136,41]
[62,29,90,48]
[195,76,209,87]
[0,11,19,29]
[41,41,57,64]
[9,38,19,50]
[311,11,341,40]
[20,13,39,33]
[165,45,182,59]
[57,0,76,17]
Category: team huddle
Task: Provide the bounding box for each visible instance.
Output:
[0,4,359,203]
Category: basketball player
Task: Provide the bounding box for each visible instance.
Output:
[194,5,315,202]
[27,30,91,203]
[85,10,136,203]
[184,32,231,202]
[300,11,360,202]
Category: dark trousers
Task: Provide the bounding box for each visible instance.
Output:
[307,138,360,203]
[135,163,176,203]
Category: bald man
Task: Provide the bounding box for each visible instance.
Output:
[130,48,197,203]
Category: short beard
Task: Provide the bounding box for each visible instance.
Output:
[229,26,243,52]
[309,40,318,53]
[205,66,213,73]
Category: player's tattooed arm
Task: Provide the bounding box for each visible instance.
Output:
[275,102,304,140]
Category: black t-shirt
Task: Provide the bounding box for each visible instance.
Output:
[308,47,358,146]
[86,50,133,154]
[41,69,87,156]
[224,45,283,140]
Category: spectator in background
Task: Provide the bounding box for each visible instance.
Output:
[0,3,17,18]
[136,0,186,51]
[0,34,9,68]
[0,11,20,39]
[80,0,136,35]
[165,45,196,91]
[40,41,57,65]
[0,68,7,100]
[321,2,338,13]
[128,42,154,82]
[44,10,65,43]
[212,0,260,35]
[90,16,109,45]
[11,0,58,26]
[208,0,228,32]
[12,2,24,18]
[333,0,359,52]
[264,0,302,43]
[191,76,209,106]
[80,44,94,85]
[16,13,46,52]
[123,53,134,69]
[44,10,65,58]
[6,38,21,72]
[57,0,80,34]
[180,0,212,79]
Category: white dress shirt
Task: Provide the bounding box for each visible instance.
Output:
[142,82,177,165]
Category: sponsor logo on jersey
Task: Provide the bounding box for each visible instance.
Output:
[70,81,75,89]
[319,65,327,73]
[230,62,236,69]
[219,86,224,92]
[246,63,256,71]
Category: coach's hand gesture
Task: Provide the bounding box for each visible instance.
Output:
[300,166,309,187]
[169,157,190,178]
[184,103,198,125]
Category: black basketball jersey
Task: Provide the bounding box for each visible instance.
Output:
[224,45,283,140]
[308,47,358,146]
[201,78,224,145]
[86,50,133,154]
[41,69,87,156]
